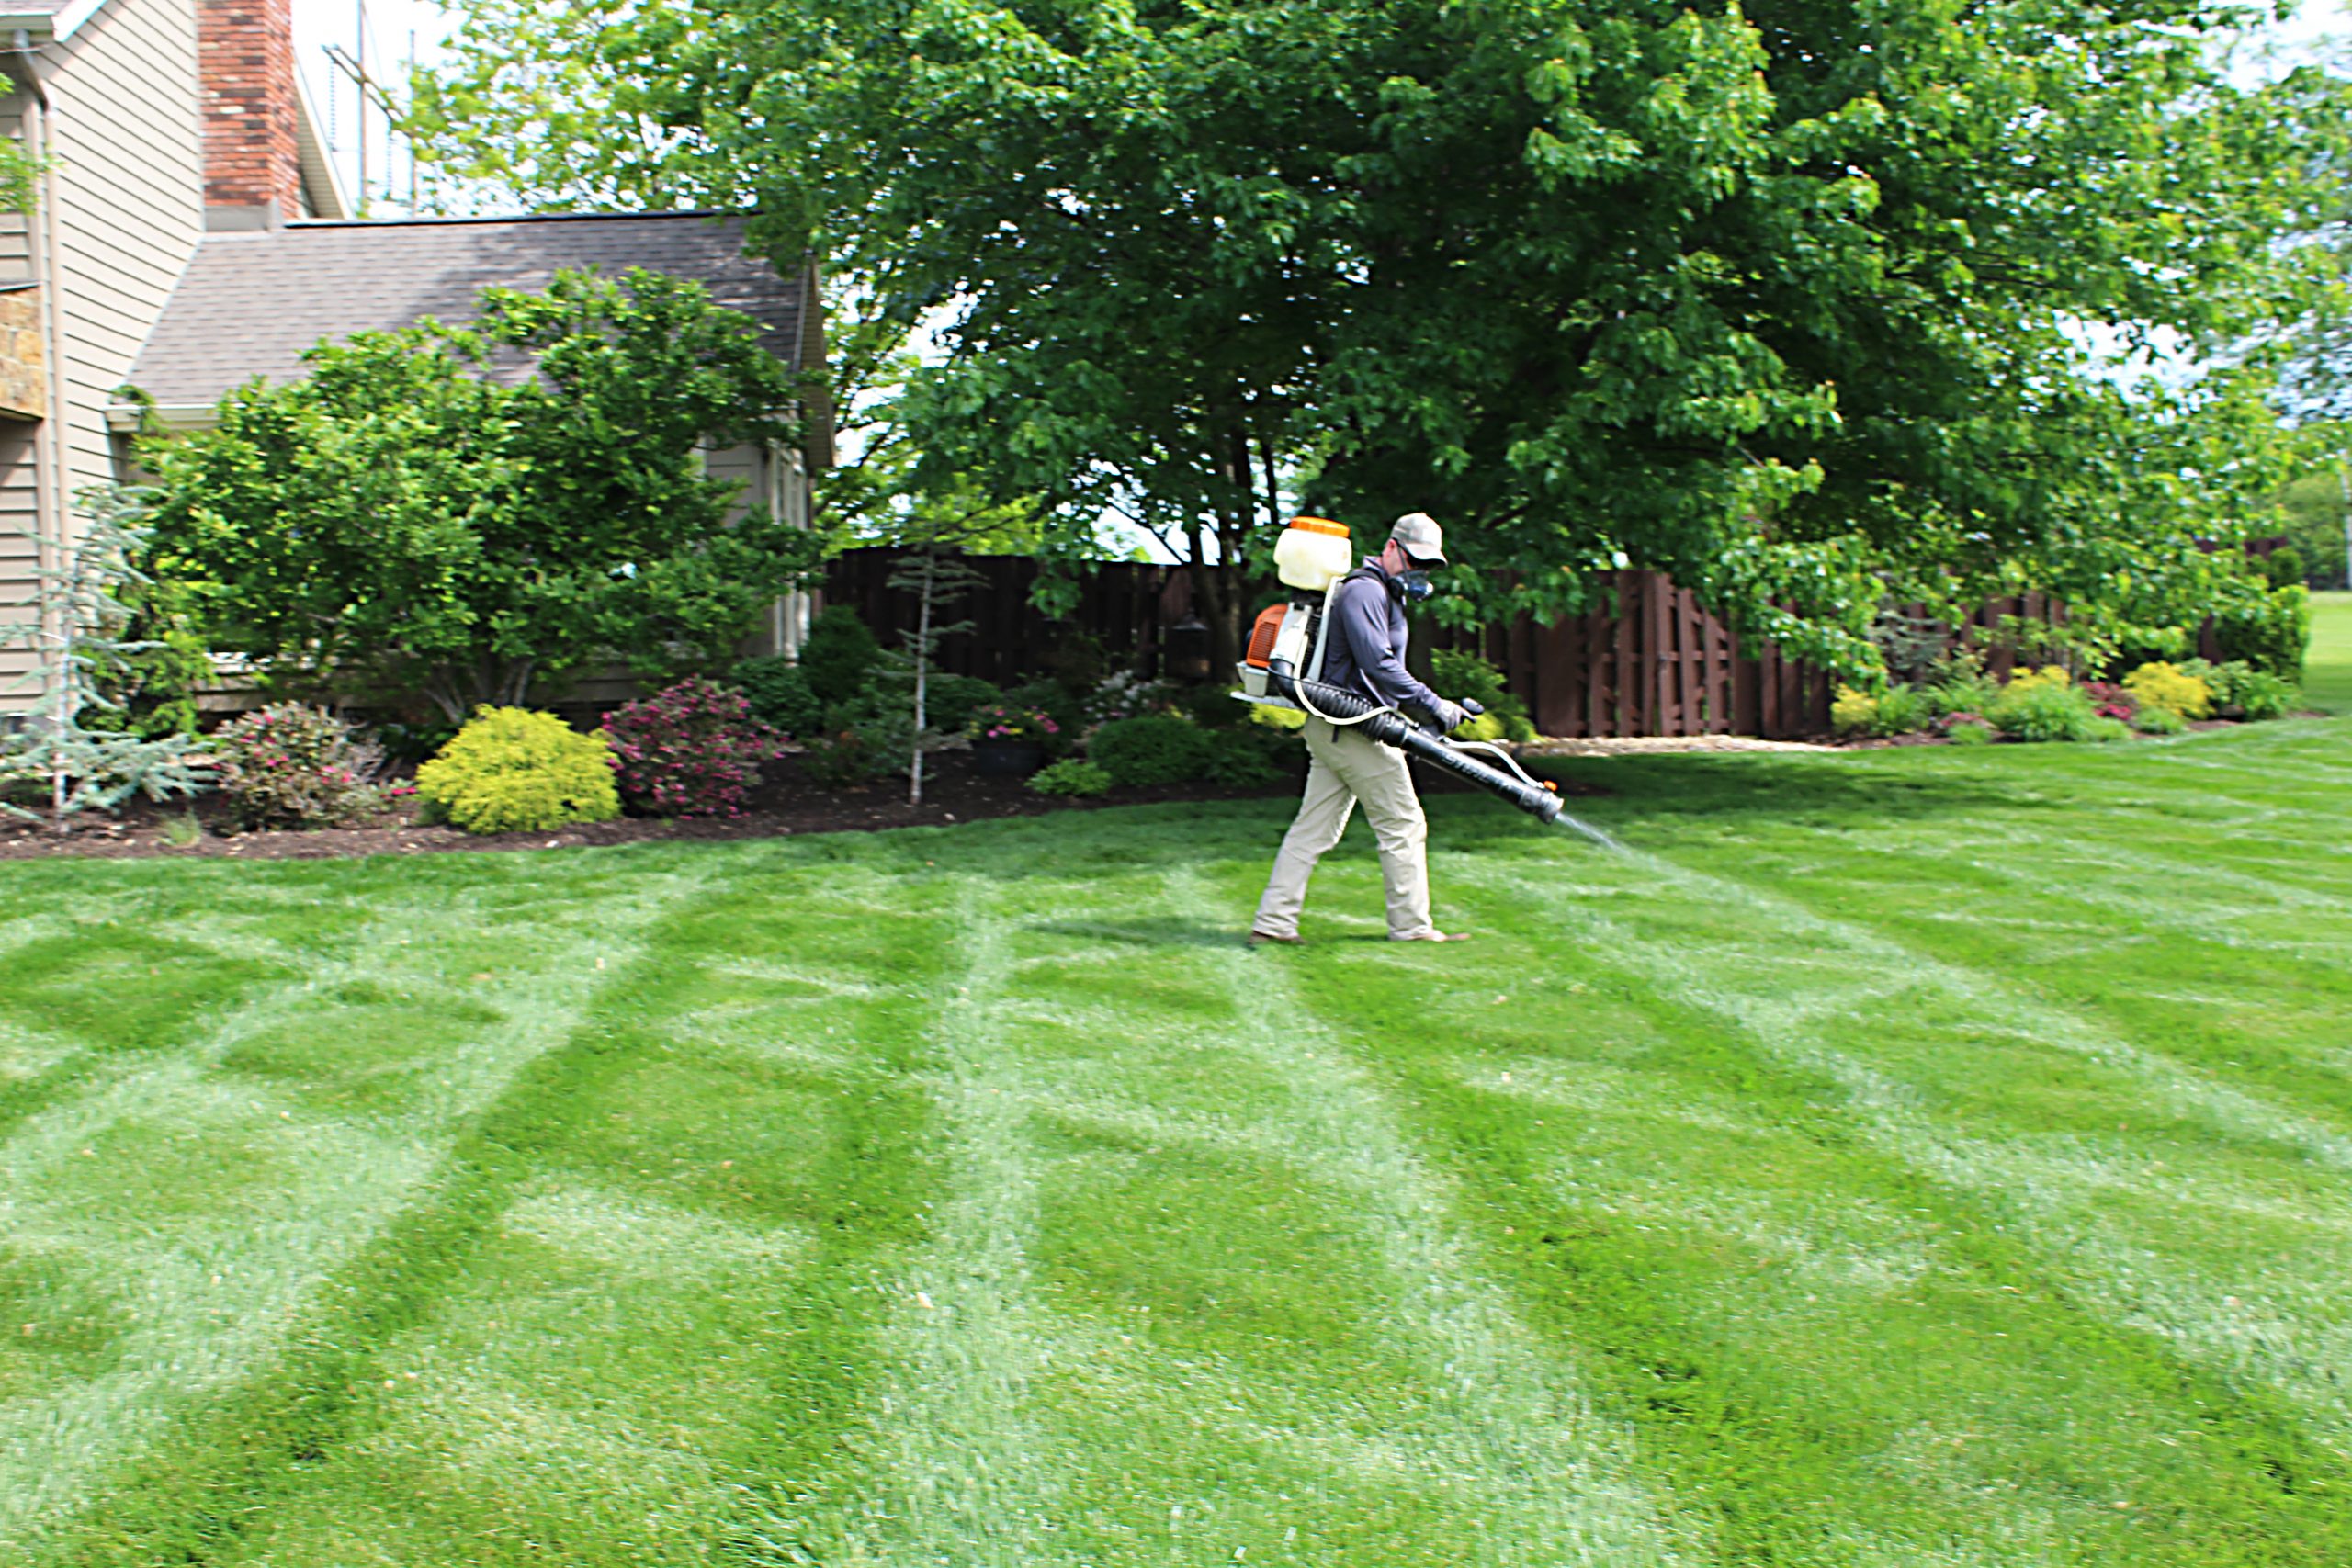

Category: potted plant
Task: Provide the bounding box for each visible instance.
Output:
[967,703,1060,776]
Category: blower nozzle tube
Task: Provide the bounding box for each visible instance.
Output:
[1268,660,1566,827]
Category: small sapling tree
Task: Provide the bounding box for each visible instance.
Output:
[883,537,989,807]
[0,488,217,830]
[871,473,1043,805]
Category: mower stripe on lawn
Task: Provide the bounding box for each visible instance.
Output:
[0,855,718,1554]
[1497,849,2352,1446]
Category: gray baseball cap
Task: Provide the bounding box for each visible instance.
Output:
[1390,512,1447,565]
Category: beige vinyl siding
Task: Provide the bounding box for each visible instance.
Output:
[706,441,762,521]
[703,440,820,660]
[0,96,28,285]
[0,0,203,714]
[48,0,203,506]
[0,416,37,697]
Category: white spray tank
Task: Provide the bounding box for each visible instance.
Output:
[1239,517,1353,704]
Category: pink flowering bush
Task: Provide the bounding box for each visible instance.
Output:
[208,703,388,829]
[967,703,1061,745]
[2080,681,2137,721]
[600,677,784,818]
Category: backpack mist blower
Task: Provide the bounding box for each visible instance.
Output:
[1235,516,1571,829]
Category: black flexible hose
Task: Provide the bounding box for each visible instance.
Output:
[1268,660,1566,827]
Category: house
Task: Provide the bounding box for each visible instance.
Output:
[0,0,829,715]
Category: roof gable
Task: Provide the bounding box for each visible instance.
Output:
[290,62,347,220]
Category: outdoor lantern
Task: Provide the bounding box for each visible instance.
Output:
[1165,613,1213,682]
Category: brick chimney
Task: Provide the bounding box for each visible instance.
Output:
[197,0,302,229]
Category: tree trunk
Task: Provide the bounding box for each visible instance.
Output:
[423,680,469,728]
[1186,522,1238,678]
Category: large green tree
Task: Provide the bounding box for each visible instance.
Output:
[416,0,2335,673]
[132,268,820,721]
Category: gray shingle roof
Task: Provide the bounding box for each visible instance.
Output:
[129,212,814,408]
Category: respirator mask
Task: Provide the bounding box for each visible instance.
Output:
[1398,569,1436,604]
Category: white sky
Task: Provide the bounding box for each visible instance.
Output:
[291,0,2350,220]
[291,0,457,216]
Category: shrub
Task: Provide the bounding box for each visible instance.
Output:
[208,704,388,829]
[2122,661,2213,720]
[2085,716,2132,743]
[1001,678,1087,742]
[800,705,915,787]
[1925,675,2001,718]
[1089,714,1215,787]
[2132,704,2188,736]
[1986,680,2101,742]
[2229,668,2300,722]
[1100,671,1181,727]
[1430,649,1538,741]
[799,729,880,788]
[132,273,820,719]
[1923,654,2001,719]
[2177,659,2300,720]
[1835,683,1931,739]
[2266,545,2306,591]
[2005,664,2073,696]
[2078,681,2134,720]
[1452,708,1509,742]
[1202,729,1283,787]
[602,677,783,818]
[798,605,887,706]
[415,707,620,834]
[1832,685,1878,737]
[1027,759,1113,796]
[732,656,826,739]
[1250,702,1306,732]
[968,703,1062,746]
[1945,721,1995,746]
[1872,686,1933,736]
[2211,583,2309,678]
[924,674,1003,734]
[373,718,461,767]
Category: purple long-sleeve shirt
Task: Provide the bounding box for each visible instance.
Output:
[1321,558,1445,715]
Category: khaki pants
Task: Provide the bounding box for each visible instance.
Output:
[1252,716,1434,940]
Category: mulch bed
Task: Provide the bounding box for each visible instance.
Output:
[0,749,1610,863]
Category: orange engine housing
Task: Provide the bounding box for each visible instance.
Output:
[1244,604,1287,669]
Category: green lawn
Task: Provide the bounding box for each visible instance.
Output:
[2304,591,2352,714]
[6,721,2351,1564]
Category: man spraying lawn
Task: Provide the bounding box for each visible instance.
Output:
[1249,513,1484,946]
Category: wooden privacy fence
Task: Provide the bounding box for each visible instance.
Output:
[822,549,2064,741]
[821,547,1188,686]
[1422,572,1831,739]
[1428,577,2067,739]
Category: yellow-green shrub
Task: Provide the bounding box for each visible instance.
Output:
[2005,664,2072,696]
[1833,685,1932,739]
[415,707,620,834]
[1452,709,1508,742]
[1832,685,1878,736]
[1249,703,1306,732]
[2122,661,2212,720]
